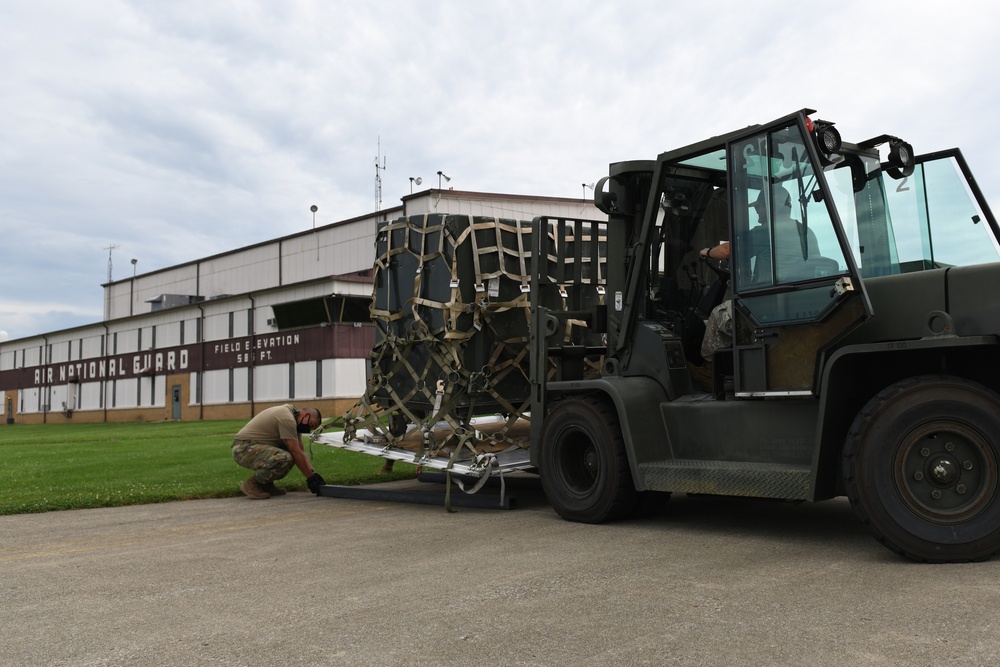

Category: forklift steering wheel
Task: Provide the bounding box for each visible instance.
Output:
[700,254,730,283]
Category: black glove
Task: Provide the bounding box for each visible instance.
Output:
[306,472,326,495]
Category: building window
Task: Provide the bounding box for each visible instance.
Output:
[269,295,372,330]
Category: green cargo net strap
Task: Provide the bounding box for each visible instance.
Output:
[453,453,506,507]
[514,218,530,293]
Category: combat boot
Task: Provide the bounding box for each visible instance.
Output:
[240,477,271,499]
[261,481,286,496]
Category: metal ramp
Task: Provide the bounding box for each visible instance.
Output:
[312,414,534,478]
[312,415,535,509]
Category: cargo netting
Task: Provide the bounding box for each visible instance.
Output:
[320,213,606,472]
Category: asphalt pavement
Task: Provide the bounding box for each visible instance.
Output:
[2,477,999,667]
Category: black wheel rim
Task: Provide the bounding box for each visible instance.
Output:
[893,420,999,524]
[556,426,600,497]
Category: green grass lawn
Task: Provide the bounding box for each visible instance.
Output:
[0,420,418,515]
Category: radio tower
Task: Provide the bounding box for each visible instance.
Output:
[104,243,118,321]
[375,137,386,212]
[105,244,119,284]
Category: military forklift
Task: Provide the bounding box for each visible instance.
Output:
[530,108,1000,562]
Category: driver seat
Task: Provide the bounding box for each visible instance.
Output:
[683,271,729,366]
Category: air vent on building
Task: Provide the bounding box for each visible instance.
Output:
[147,294,205,312]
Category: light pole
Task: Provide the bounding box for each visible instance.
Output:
[130,258,138,317]
[311,205,319,260]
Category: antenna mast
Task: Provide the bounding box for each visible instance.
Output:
[105,244,119,284]
[104,243,119,321]
[375,137,386,212]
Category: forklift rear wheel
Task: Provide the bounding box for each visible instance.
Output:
[539,396,638,523]
[844,375,1000,562]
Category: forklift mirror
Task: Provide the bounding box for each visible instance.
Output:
[832,154,869,193]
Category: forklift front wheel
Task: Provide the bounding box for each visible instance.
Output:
[539,396,637,523]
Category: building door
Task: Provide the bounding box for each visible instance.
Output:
[171,385,182,420]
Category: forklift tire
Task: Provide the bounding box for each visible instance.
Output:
[843,375,1000,562]
[539,395,638,523]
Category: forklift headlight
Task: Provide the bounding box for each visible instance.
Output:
[810,120,841,164]
[888,140,914,168]
[887,140,915,178]
[816,124,842,155]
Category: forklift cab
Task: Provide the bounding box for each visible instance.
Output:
[601,107,999,400]
[609,110,876,397]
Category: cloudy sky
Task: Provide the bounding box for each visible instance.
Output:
[3,0,999,342]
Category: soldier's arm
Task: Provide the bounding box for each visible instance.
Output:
[283,438,316,478]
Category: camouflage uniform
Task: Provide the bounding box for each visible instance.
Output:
[231,440,294,484]
[701,300,733,362]
[231,404,300,484]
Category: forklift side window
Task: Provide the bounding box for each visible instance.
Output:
[883,155,1000,270]
[820,151,1000,277]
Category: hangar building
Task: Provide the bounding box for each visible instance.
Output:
[0,188,603,424]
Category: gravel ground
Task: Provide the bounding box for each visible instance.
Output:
[2,479,998,666]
